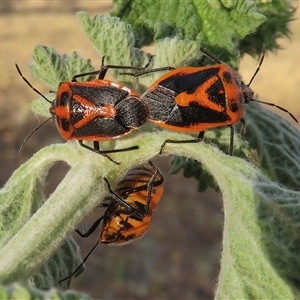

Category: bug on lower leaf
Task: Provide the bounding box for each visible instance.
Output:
[58,160,164,283]
[121,46,298,155]
[16,58,149,164]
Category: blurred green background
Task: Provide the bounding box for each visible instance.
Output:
[0,2,299,299]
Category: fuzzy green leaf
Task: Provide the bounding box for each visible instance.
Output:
[4,10,300,298]
[77,12,151,90]
[1,282,91,299]
[29,93,53,118]
[0,144,92,287]
[30,236,84,290]
[134,37,203,90]
[170,156,219,192]
[0,152,48,249]
[212,156,300,299]
[111,0,266,52]
[77,13,207,90]
[240,1,296,57]
[243,103,300,190]
[26,46,95,117]
[29,46,95,90]
[169,126,252,192]
[1,130,300,297]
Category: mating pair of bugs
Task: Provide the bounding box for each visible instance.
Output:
[17,47,298,165]
[17,47,297,282]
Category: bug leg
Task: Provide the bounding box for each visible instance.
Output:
[93,142,139,163]
[78,141,119,165]
[71,56,151,81]
[75,216,105,238]
[58,242,99,284]
[142,165,159,217]
[98,56,155,79]
[93,141,121,165]
[120,66,175,77]
[78,141,140,165]
[71,69,104,82]
[103,177,156,219]
[200,47,222,64]
[239,118,246,136]
[228,125,235,156]
[159,131,205,155]
[103,177,141,214]
[61,214,107,283]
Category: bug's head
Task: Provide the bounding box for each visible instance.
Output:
[48,82,74,140]
[243,47,298,123]
[241,82,255,104]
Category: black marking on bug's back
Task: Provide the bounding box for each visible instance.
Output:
[59,91,69,107]
[127,202,147,220]
[71,84,130,106]
[60,119,70,132]
[144,85,230,126]
[118,217,134,229]
[102,232,118,243]
[116,178,145,198]
[70,98,86,125]
[72,116,130,138]
[71,97,147,139]
[205,76,226,107]
[158,66,220,95]
[114,167,153,197]
[222,71,233,84]
[115,96,148,128]
[230,102,239,113]
[105,232,135,242]
[165,101,231,127]
[104,203,118,218]
[124,234,136,241]
[142,86,178,121]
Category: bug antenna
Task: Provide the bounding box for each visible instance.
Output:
[248,43,266,87]
[15,64,52,104]
[200,47,222,64]
[249,99,298,123]
[58,242,99,284]
[18,117,52,156]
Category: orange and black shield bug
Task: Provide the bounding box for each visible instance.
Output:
[58,160,163,283]
[122,46,298,154]
[100,161,163,244]
[16,59,149,164]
